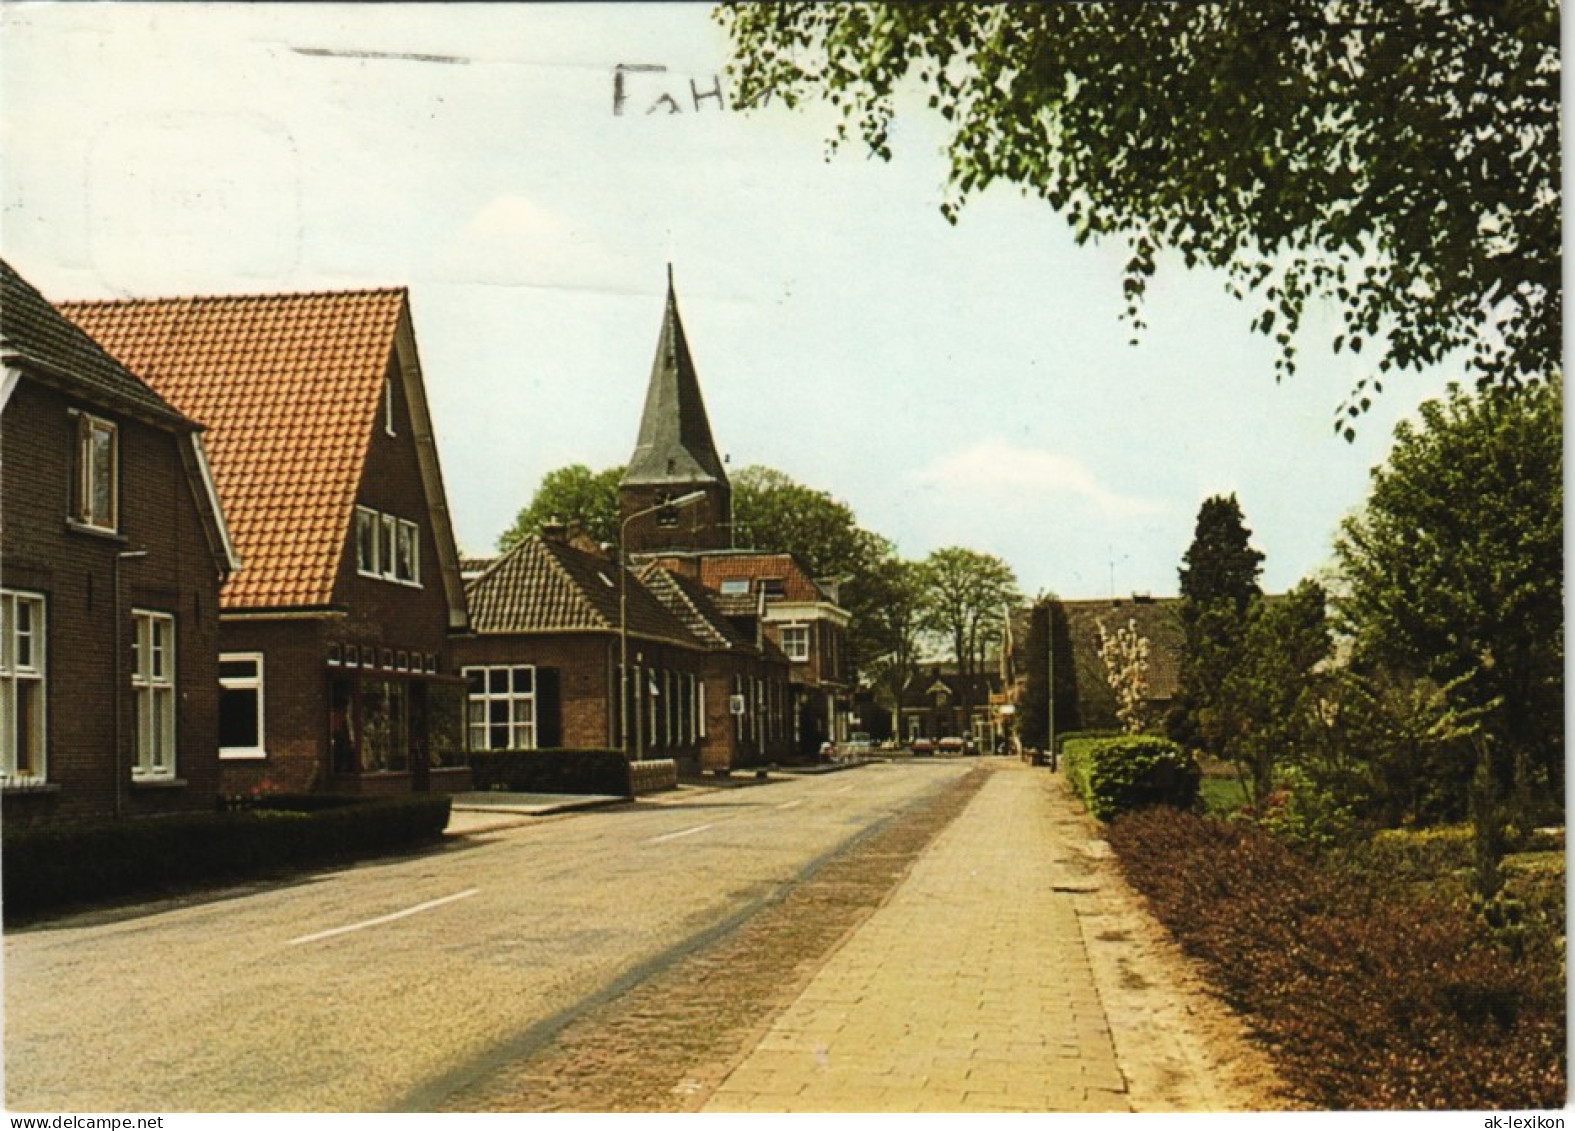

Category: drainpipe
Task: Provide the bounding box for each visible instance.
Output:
[112,550,148,818]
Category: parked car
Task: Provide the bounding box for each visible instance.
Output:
[937,736,966,755]
[843,732,873,754]
[911,737,935,756]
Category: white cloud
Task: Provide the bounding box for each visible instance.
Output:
[432,194,634,290]
[914,440,1163,520]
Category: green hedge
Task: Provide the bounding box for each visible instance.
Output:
[3,794,451,917]
[1063,734,1200,822]
[468,748,630,796]
[1053,729,1122,754]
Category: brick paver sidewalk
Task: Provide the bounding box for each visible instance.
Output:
[702,759,1279,1113]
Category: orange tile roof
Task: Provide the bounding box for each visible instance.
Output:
[695,553,828,603]
[62,289,406,610]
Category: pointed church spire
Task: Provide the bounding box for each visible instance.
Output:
[623,268,728,488]
[620,269,733,554]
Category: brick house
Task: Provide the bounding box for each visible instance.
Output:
[1,259,237,824]
[619,272,853,758]
[452,530,724,769]
[897,664,1004,748]
[1001,595,1186,749]
[637,564,793,771]
[653,552,851,758]
[63,288,471,797]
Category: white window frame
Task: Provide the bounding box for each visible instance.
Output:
[131,609,176,780]
[357,506,422,586]
[1,590,47,783]
[380,514,398,575]
[355,506,381,576]
[463,664,537,751]
[218,652,266,760]
[74,412,119,532]
[394,519,420,585]
[384,375,397,437]
[780,624,810,663]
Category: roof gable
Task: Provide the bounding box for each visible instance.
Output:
[638,565,756,652]
[60,288,422,611]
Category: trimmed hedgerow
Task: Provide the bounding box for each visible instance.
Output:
[468,748,631,797]
[1062,734,1200,822]
[1106,807,1566,1110]
[3,794,451,918]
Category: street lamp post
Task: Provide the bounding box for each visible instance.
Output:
[618,489,707,760]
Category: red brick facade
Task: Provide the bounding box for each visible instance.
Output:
[64,290,473,800]
[1,378,225,825]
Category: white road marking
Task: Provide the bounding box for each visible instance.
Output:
[287,889,479,946]
[647,823,713,844]
[776,799,804,810]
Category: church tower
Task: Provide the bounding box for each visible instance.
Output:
[620,268,732,555]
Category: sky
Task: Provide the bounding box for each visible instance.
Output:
[0,2,1461,601]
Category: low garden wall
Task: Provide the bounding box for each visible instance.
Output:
[629,758,678,794]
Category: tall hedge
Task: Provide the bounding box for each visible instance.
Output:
[1062,734,1200,822]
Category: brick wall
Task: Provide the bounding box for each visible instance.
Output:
[2,378,224,825]
[451,630,710,768]
[620,482,732,554]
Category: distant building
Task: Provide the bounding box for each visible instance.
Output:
[897,663,1005,748]
[636,564,793,771]
[1,259,236,824]
[1001,594,1186,748]
[619,271,852,756]
[64,287,472,797]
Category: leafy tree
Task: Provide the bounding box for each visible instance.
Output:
[1170,494,1265,757]
[718,2,1561,425]
[732,464,883,578]
[731,464,899,675]
[1310,665,1477,827]
[1219,580,1333,806]
[1178,495,1265,613]
[856,557,928,737]
[1335,378,1563,875]
[498,464,623,551]
[918,546,1021,685]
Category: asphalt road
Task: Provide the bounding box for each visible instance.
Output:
[4,761,975,1113]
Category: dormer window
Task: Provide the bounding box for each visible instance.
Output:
[720,579,749,596]
[757,577,785,598]
[72,413,118,532]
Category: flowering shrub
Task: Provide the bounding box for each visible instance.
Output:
[1095,617,1152,733]
[1107,807,1565,1110]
